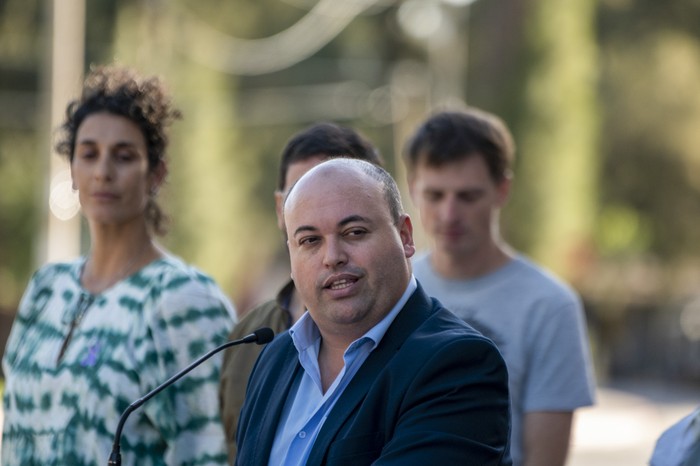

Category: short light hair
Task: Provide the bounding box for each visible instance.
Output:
[404,108,515,183]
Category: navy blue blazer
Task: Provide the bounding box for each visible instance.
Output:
[235,284,511,465]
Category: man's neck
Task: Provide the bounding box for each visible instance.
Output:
[289,287,306,324]
[431,243,514,280]
[317,338,347,393]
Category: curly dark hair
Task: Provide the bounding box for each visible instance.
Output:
[55,65,182,235]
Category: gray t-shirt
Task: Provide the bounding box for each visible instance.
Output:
[413,253,595,465]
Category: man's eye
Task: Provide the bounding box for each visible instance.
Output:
[346,229,367,237]
[459,192,482,203]
[299,236,319,246]
[424,192,442,202]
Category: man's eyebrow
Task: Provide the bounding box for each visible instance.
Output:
[292,215,371,238]
[338,215,370,227]
[293,225,318,238]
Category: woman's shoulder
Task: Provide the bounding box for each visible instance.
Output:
[142,254,221,291]
[140,254,236,319]
[30,258,83,287]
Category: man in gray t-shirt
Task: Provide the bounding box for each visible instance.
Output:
[403,109,595,466]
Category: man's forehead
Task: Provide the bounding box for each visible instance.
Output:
[286,164,365,202]
[286,174,382,224]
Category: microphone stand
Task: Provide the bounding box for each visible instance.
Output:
[108,328,274,465]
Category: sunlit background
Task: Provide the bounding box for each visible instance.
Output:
[1,0,700,463]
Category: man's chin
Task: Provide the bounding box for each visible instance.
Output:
[437,241,470,254]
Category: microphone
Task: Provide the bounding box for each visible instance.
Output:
[108,327,274,465]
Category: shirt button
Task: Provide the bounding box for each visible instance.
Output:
[299,431,306,439]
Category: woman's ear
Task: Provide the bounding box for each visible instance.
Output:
[149,160,168,194]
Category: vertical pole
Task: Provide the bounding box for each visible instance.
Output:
[39,0,85,266]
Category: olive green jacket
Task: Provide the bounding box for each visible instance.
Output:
[219,280,295,463]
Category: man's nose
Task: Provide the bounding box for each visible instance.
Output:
[322,237,348,268]
[440,196,460,222]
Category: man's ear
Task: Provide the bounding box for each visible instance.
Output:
[496,173,512,207]
[398,214,416,259]
[407,172,417,203]
[406,169,419,206]
[274,190,285,231]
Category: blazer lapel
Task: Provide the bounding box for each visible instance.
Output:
[250,336,302,466]
[306,285,435,464]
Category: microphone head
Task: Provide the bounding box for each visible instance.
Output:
[253,327,275,344]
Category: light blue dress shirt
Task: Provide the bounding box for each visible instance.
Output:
[267,276,418,466]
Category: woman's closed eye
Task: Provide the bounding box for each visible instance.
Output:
[115,150,136,162]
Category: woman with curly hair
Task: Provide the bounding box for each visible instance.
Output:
[1,65,236,465]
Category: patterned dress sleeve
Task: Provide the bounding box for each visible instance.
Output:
[140,266,235,465]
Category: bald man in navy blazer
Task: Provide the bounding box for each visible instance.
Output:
[235,159,511,465]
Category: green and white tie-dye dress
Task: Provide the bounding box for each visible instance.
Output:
[1,254,236,466]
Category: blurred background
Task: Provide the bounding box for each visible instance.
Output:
[1,0,700,463]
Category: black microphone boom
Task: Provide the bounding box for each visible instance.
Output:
[108,327,274,466]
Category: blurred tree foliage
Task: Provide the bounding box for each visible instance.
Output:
[467,0,700,305]
[0,0,43,309]
[510,0,600,281]
[2,0,700,336]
